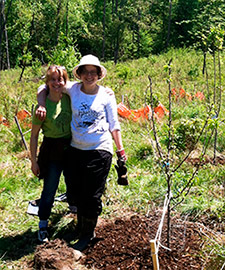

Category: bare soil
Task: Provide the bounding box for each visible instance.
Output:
[30,211,224,270]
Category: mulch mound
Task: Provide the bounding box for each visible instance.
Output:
[30,212,224,270]
[82,213,206,270]
[186,154,225,166]
[33,239,77,270]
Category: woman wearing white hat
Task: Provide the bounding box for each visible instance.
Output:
[37,54,126,251]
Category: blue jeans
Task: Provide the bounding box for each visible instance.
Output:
[38,161,63,221]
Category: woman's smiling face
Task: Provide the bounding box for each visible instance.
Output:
[48,71,65,94]
[80,65,98,87]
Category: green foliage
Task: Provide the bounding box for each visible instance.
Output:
[18,52,33,67]
[2,0,225,68]
[170,0,199,47]
[115,64,133,81]
[135,144,153,160]
[216,124,225,152]
[174,118,204,150]
[31,58,43,77]
[189,0,225,52]
[45,33,81,77]
[202,24,225,53]
[187,64,200,79]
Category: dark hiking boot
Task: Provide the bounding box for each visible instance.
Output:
[73,216,97,251]
[38,228,49,243]
[72,232,96,251]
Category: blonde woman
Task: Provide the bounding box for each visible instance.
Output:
[30,65,72,243]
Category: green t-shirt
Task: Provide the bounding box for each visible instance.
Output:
[32,94,72,138]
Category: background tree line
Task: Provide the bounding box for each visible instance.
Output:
[0,0,225,71]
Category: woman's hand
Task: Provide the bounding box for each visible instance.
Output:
[116,148,127,161]
[31,161,40,177]
[35,105,46,121]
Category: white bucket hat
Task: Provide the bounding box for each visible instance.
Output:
[72,54,107,81]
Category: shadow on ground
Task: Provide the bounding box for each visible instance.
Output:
[0,210,74,262]
[0,228,38,261]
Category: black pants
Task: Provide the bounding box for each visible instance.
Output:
[37,137,71,220]
[64,147,112,218]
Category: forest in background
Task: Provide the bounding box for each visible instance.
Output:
[0,0,225,72]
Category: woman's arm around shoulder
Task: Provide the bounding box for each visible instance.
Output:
[30,124,41,177]
[104,86,115,96]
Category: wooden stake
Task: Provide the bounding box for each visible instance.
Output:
[150,240,160,270]
[14,116,28,150]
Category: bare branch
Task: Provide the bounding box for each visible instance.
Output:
[217,51,222,116]
[148,75,165,164]
[167,58,173,167]
[144,86,158,157]
[172,127,215,206]
[173,105,213,173]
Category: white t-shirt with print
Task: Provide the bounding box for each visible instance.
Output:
[65,81,120,154]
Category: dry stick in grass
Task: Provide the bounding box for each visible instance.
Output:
[15,82,24,116]
[213,51,222,164]
[217,51,222,119]
[14,115,29,151]
[197,222,225,270]
[213,50,217,164]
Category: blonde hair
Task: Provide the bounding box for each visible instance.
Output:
[45,65,69,87]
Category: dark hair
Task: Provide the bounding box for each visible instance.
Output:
[77,65,102,80]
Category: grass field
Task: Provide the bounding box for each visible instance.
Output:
[0,48,224,269]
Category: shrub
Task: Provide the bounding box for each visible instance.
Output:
[174,118,204,151]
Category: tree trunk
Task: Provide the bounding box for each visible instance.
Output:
[0,0,4,69]
[102,0,106,60]
[18,65,26,82]
[113,0,119,64]
[3,9,10,69]
[0,0,13,70]
[18,10,35,81]
[115,0,118,13]
[114,27,120,64]
[55,0,62,45]
[136,8,141,57]
[166,0,172,49]
[65,0,68,37]
[112,0,114,14]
